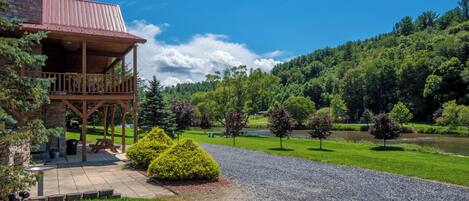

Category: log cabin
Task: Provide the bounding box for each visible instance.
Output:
[1,0,146,161]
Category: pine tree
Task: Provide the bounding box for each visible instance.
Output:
[0,0,60,198]
[394,16,414,36]
[139,76,165,130]
[459,0,469,20]
[160,105,177,138]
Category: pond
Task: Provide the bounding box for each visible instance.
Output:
[214,128,469,156]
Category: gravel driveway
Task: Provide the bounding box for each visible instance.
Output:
[202,144,469,201]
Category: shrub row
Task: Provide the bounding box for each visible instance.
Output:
[126,127,220,181]
[126,127,173,167]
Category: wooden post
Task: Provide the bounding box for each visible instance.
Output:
[121,106,126,152]
[133,46,138,143]
[111,63,115,93]
[103,106,108,139]
[121,57,125,93]
[81,41,87,162]
[111,105,116,144]
[82,100,87,161]
[82,41,87,95]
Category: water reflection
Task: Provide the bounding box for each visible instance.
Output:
[235,128,469,156]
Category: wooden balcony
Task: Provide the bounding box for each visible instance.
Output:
[28,71,135,100]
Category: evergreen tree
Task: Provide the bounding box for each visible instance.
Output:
[0,1,60,198]
[415,11,438,31]
[139,76,165,130]
[459,0,469,20]
[394,16,414,36]
[160,105,177,138]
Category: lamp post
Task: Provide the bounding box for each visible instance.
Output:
[26,165,55,196]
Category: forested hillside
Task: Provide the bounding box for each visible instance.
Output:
[272,6,468,121]
[164,2,469,123]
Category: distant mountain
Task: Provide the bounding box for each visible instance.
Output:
[165,3,469,122]
[271,5,468,121]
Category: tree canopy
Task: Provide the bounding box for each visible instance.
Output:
[162,2,469,125]
[0,0,59,198]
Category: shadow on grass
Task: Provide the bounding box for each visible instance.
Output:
[68,128,142,139]
[268,148,294,151]
[371,146,405,151]
[244,135,268,139]
[307,148,334,152]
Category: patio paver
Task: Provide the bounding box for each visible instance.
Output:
[30,147,173,199]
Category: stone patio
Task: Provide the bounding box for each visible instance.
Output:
[30,145,174,199]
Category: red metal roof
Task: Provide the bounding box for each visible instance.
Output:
[22,0,145,43]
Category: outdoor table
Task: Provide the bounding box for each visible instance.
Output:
[90,138,119,153]
[26,165,55,196]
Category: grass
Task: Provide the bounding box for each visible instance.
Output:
[405,123,469,136]
[247,115,269,128]
[332,123,369,131]
[66,126,144,145]
[182,129,469,187]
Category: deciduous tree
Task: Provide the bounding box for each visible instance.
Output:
[268,107,293,150]
[307,113,333,150]
[369,113,401,148]
[225,112,245,146]
[284,96,315,127]
[389,102,413,123]
[170,101,195,135]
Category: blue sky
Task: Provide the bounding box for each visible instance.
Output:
[103,0,458,85]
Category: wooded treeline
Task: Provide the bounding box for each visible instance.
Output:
[162,2,469,124]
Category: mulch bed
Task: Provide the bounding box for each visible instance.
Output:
[135,167,233,195]
[156,177,232,194]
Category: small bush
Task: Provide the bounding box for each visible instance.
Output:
[400,126,417,133]
[126,127,173,167]
[141,127,174,144]
[148,139,220,181]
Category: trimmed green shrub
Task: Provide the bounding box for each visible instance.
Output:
[140,127,174,144]
[148,139,220,181]
[126,127,173,167]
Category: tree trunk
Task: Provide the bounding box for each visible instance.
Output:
[280,137,283,150]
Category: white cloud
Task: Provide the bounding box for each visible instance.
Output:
[161,76,194,87]
[128,20,282,86]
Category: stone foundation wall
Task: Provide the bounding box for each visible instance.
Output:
[0,141,30,166]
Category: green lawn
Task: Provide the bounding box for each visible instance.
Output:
[247,115,269,128]
[66,126,144,145]
[405,123,469,136]
[182,130,469,187]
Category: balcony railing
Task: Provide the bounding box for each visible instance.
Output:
[28,72,135,95]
